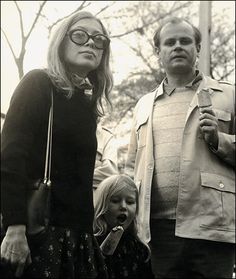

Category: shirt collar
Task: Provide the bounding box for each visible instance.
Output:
[71,73,93,90]
[163,70,203,95]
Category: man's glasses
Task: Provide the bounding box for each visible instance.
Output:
[67,29,110,50]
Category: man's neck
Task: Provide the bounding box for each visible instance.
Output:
[166,70,196,88]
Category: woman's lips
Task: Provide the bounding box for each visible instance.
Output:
[79,51,95,57]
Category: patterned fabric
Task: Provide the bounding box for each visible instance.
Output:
[23,226,107,279]
[71,73,93,90]
[96,232,154,279]
[151,88,195,219]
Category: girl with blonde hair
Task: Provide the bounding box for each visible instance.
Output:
[94,175,153,279]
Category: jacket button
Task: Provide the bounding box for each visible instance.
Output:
[219,182,225,189]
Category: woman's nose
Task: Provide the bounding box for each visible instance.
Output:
[85,37,95,48]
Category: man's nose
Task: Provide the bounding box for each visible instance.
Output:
[174,40,183,50]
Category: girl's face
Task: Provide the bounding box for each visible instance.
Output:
[63,18,105,77]
[104,186,137,231]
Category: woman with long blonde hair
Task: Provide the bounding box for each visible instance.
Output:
[1,11,113,278]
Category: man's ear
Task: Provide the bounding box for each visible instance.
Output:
[196,44,201,54]
[154,46,160,56]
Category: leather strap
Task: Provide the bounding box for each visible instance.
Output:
[43,89,53,187]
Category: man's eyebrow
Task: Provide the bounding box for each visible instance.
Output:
[180,36,193,39]
[163,38,175,41]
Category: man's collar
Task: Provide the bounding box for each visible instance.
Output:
[163,70,203,95]
[154,72,224,101]
[201,76,223,92]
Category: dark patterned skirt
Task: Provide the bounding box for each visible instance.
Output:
[23,226,107,279]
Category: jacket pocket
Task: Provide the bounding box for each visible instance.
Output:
[135,117,148,149]
[214,109,232,133]
[200,172,235,231]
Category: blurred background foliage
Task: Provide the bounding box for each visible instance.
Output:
[1,1,235,171]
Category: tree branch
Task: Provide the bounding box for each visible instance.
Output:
[127,71,155,78]
[47,1,91,35]
[95,1,116,16]
[25,1,47,41]
[1,28,17,61]
[219,68,235,81]
[114,104,134,128]
[14,1,24,39]
[111,2,190,38]
[123,40,156,74]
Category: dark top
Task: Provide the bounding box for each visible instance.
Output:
[96,232,154,279]
[1,69,97,232]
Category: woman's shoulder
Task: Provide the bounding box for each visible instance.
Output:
[21,69,51,85]
[24,68,48,77]
[11,69,52,105]
[15,69,52,93]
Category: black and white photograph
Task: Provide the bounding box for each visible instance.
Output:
[1,1,235,278]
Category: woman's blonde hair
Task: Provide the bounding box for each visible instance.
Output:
[93,174,151,261]
[46,11,113,117]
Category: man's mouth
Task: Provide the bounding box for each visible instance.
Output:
[172,55,186,60]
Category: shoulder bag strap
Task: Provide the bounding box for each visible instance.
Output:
[43,88,53,187]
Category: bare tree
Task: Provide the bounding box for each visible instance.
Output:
[101,1,235,171]
[109,1,234,122]
[210,7,235,81]
[110,1,191,39]
[103,2,195,125]
[46,1,91,37]
[1,1,117,79]
[1,1,47,79]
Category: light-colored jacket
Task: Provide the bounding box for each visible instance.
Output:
[93,125,118,190]
[125,75,235,244]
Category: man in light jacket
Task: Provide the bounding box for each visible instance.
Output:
[125,17,235,278]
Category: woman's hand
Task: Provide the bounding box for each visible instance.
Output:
[1,225,32,277]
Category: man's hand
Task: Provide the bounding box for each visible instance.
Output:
[199,107,219,150]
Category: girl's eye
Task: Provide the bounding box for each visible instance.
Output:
[126,199,136,205]
[110,198,120,204]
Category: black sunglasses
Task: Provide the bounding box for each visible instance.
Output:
[67,29,110,50]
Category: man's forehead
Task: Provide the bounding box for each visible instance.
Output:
[160,21,194,37]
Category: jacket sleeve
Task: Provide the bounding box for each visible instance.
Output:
[93,132,118,189]
[210,131,235,167]
[125,105,138,180]
[210,84,235,167]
